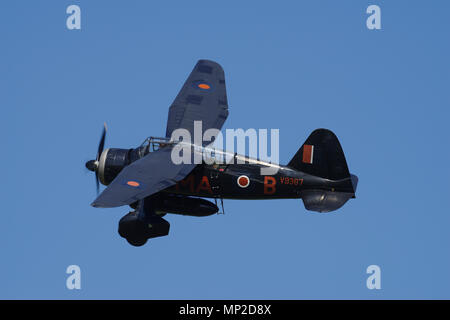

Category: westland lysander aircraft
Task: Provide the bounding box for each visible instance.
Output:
[86,60,358,246]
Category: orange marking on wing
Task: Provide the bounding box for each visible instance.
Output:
[198,83,210,89]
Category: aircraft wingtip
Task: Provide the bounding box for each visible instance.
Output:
[91,201,104,208]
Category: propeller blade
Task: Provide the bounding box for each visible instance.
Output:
[95,171,100,194]
[85,123,108,194]
[96,123,107,161]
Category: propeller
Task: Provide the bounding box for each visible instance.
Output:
[85,123,107,194]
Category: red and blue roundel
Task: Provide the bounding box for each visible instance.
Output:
[237,175,250,188]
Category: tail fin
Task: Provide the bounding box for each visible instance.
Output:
[288,129,358,213]
[288,129,351,181]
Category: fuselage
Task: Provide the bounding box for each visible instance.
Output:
[163,153,347,200]
[90,141,355,203]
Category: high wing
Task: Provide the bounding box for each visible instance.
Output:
[166,59,229,142]
[91,147,197,208]
[91,60,229,208]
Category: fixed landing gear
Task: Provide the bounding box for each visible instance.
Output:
[118,212,149,246]
[118,197,170,247]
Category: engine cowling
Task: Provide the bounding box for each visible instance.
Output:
[97,146,149,185]
[97,148,129,185]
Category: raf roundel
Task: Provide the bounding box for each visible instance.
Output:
[126,181,140,187]
[237,175,250,188]
[198,83,210,90]
[193,80,212,91]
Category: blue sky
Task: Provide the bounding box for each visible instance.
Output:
[1,0,449,299]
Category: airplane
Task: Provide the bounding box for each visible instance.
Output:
[85,60,358,246]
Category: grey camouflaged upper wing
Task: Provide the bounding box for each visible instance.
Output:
[165,60,229,144]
